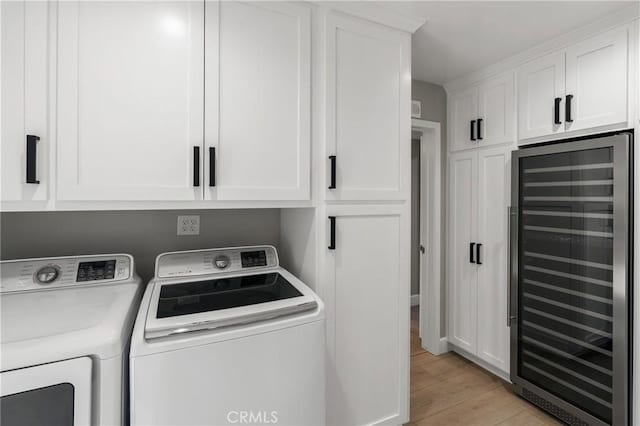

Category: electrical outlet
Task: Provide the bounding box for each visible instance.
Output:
[177,215,200,236]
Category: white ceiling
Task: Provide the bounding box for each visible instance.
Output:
[382,1,634,85]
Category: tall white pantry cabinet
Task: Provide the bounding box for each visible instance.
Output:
[320,10,412,426]
[447,72,515,377]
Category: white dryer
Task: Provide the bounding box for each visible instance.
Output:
[0,254,142,426]
[130,245,325,426]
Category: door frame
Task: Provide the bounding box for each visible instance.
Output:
[411,118,446,355]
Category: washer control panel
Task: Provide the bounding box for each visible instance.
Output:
[156,246,279,278]
[0,255,132,293]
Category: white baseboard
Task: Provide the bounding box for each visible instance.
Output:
[438,337,449,355]
[410,294,420,306]
[449,344,510,382]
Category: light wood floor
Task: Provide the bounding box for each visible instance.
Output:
[409,307,561,426]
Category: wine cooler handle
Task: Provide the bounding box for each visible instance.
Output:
[507,206,517,327]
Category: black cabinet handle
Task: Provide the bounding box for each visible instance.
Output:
[26,135,40,184]
[328,216,336,250]
[328,155,336,189]
[554,97,562,125]
[209,147,216,187]
[470,120,476,141]
[477,119,483,140]
[469,242,476,264]
[476,243,482,265]
[193,146,200,187]
[565,94,573,123]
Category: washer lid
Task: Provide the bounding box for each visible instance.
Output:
[144,267,317,339]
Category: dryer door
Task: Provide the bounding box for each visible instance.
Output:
[1,357,92,426]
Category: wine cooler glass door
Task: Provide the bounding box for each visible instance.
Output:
[511,133,630,426]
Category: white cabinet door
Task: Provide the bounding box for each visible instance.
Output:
[478,72,515,147]
[57,1,204,201]
[205,1,311,200]
[517,51,565,140]
[447,151,478,353]
[476,146,511,374]
[449,86,478,152]
[325,14,410,201]
[324,205,409,426]
[1,1,48,202]
[565,26,628,132]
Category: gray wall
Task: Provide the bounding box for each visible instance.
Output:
[410,139,421,296]
[411,79,447,336]
[412,80,447,129]
[411,79,447,295]
[1,209,281,282]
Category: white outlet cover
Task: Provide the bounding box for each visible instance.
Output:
[177,215,200,236]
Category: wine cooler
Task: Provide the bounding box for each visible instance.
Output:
[509,132,632,426]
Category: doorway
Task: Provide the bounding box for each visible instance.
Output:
[411,119,446,355]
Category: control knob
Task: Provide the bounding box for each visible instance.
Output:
[35,265,61,285]
[214,255,230,269]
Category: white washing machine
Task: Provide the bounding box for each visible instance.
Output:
[0,254,142,426]
[130,245,325,426]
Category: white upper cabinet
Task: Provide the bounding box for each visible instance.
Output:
[449,71,514,152]
[447,150,478,353]
[449,86,478,152]
[57,1,204,201]
[1,1,48,203]
[478,72,515,146]
[325,13,410,201]
[205,1,311,201]
[517,51,566,140]
[565,26,628,132]
[518,25,629,141]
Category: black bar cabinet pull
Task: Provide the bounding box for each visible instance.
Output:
[565,94,573,123]
[26,135,40,184]
[554,97,562,124]
[328,155,336,189]
[328,216,336,250]
[469,242,476,264]
[476,243,482,265]
[470,120,476,141]
[193,146,200,187]
[477,119,483,140]
[209,147,216,187]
